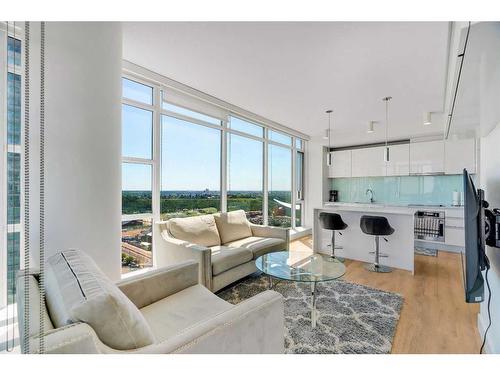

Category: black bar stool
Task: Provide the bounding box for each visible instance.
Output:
[360,215,394,273]
[319,212,348,262]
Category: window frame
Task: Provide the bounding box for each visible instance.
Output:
[121,76,159,276]
[121,68,308,276]
[226,130,265,224]
[160,113,223,219]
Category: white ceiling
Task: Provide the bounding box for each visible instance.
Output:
[123,22,450,146]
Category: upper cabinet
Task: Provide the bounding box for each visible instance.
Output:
[327,139,475,179]
[327,150,352,178]
[409,140,445,175]
[445,138,476,174]
[386,144,410,176]
[351,146,386,177]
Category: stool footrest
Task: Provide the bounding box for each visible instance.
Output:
[368,251,389,257]
[327,245,344,249]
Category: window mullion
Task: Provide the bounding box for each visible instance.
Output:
[263,133,269,226]
[152,87,162,256]
[221,124,227,213]
[291,139,297,229]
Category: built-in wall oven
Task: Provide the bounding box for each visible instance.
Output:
[414,210,445,242]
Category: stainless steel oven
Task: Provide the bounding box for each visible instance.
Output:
[414,210,445,242]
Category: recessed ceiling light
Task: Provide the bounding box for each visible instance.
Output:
[367,121,375,133]
[423,112,432,125]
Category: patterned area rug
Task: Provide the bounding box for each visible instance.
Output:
[217,274,403,354]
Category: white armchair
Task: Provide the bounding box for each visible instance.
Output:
[155,210,290,292]
[17,254,285,354]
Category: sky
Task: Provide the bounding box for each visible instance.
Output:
[121,78,293,192]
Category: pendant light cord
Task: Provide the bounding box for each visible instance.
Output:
[328,112,331,150]
[385,99,388,148]
[382,96,392,162]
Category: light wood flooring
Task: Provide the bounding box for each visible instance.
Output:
[291,236,481,354]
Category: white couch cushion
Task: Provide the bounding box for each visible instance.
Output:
[45,249,155,350]
[210,246,254,276]
[224,236,285,258]
[213,210,252,244]
[168,214,221,247]
[141,284,232,342]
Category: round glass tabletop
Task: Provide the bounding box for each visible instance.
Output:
[255,251,346,283]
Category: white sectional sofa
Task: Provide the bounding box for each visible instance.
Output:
[155,210,290,292]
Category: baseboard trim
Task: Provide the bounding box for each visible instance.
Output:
[290,227,312,241]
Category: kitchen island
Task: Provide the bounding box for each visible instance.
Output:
[314,203,465,274]
[313,204,418,273]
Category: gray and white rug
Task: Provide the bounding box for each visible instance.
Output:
[217,274,403,354]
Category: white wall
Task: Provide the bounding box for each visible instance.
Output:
[305,138,328,227]
[27,22,123,280]
[479,122,500,353]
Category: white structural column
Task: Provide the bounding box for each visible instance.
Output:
[40,22,123,280]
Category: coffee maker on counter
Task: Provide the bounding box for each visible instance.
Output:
[329,190,338,202]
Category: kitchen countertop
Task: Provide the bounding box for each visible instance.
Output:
[321,202,464,217]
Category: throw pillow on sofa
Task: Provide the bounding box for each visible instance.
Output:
[45,249,155,350]
[213,210,253,244]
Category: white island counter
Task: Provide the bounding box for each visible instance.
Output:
[313,203,464,274]
[314,204,415,273]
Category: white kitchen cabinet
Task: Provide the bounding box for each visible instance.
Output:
[409,140,445,174]
[445,138,476,174]
[445,217,465,247]
[386,144,410,176]
[445,227,465,247]
[327,150,352,178]
[351,146,386,177]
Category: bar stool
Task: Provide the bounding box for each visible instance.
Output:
[319,212,348,262]
[360,215,394,273]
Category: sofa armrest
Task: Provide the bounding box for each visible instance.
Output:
[116,260,199,309]
[25,323,105,354]
[155,224,213,290]
[250,224,290,250]
[138,290,285,354]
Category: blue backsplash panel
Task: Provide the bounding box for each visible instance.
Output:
[330,175,464,205]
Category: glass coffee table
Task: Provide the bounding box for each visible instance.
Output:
[255,251,346,328]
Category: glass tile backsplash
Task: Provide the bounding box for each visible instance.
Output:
[330,175,464,206]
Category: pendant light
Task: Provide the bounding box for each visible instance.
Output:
[382,97,392,162]
[326,110,334,166]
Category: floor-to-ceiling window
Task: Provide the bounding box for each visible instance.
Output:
[160,114,222,219]
[121,78,155,274]
[121,67,307,274]
[268,140,292,228]
[227,117,264,224]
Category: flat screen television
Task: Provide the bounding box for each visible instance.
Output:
[463,168,489,303]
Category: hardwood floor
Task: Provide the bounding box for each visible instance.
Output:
[290,236,481,354]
